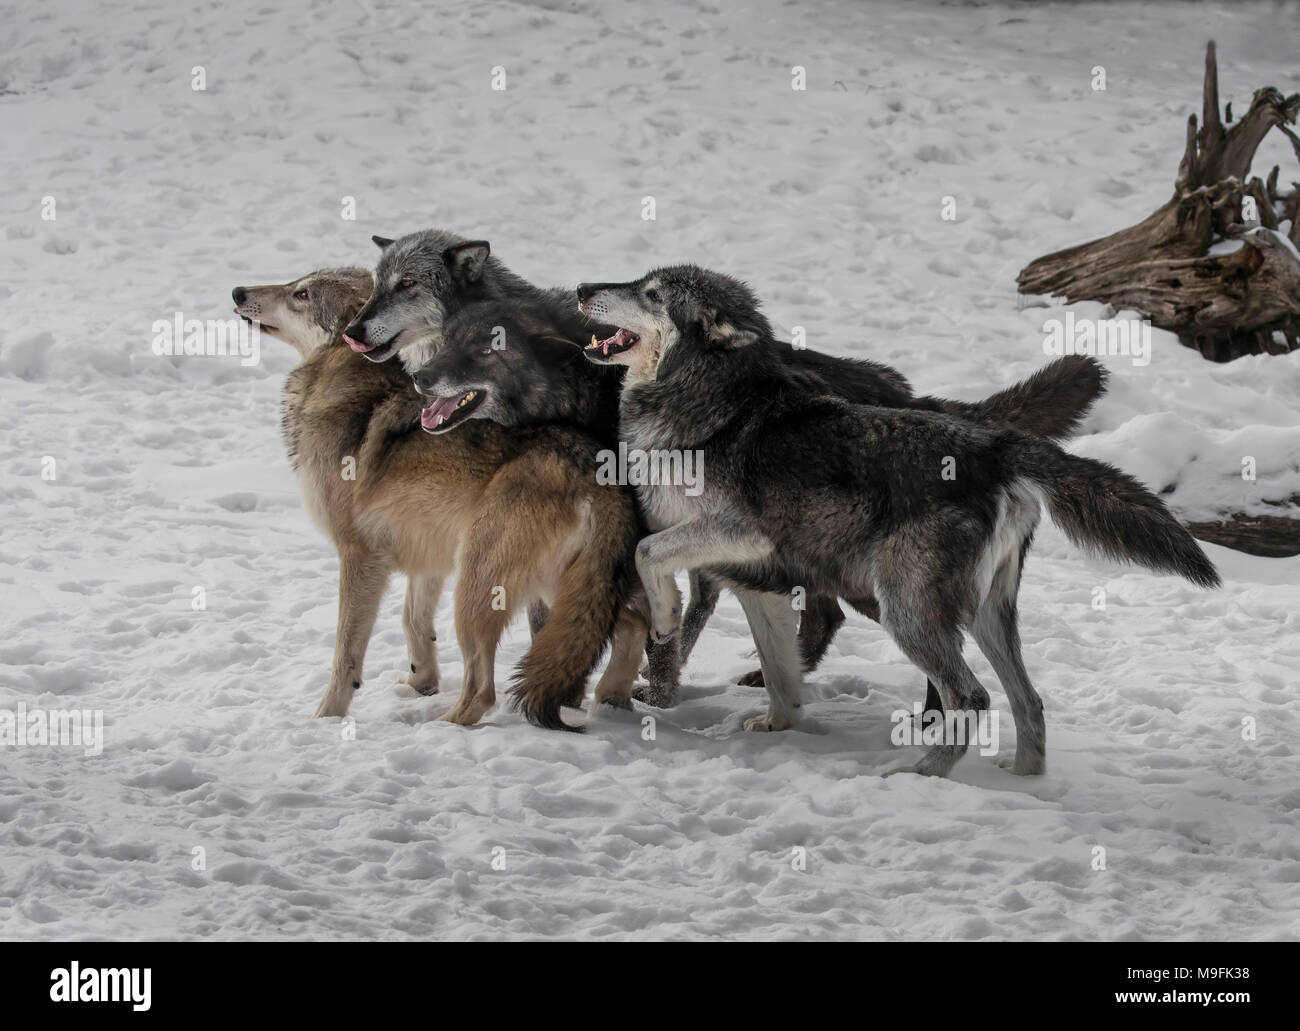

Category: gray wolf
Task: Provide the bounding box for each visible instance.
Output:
[232,267,644,730]
[575,265,1219,777]
[405,261,1108,714]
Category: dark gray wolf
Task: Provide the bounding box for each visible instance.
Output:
[574,265,1219,777]
[362,228,1109,710]
[232,267,645,730]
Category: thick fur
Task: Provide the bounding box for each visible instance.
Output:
[233,268,641,731]
[343,230,576,373]
[576,264,1218,777]
[1009,441,1219,587]
[937,356,1108,441]
[414,276,1109,709]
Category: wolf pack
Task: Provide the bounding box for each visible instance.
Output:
[232,230,1220,779]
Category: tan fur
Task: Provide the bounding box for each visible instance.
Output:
[238,270,646,728]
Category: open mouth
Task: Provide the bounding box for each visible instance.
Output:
[344,333,397,362]
[420,389,485,432]
[584,328,640,360]
[236,311,277,333]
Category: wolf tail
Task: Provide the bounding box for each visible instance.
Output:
[939,356,1108,441]
[509,481,640,732]
[1010,437,1221,589]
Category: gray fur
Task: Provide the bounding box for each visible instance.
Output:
[577,264,1220,777]
[344,229,560,372]
[379,232,1108,716]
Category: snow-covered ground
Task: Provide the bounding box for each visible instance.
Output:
[2,0,1298,940]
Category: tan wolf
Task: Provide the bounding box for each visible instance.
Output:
[232,267,645,729]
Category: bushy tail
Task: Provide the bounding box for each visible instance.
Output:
[509,489,639,732]
[939,356,1108,440]
[1010,437,1221,589]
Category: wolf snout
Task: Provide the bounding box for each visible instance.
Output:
[232,286,247,304]
[412,368,438,396]
[575,283,597,304]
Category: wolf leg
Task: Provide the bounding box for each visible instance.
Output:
[877,585,989,778]
[636,636,682,707]
[847,594,943,716]
[971,575,1045,775]
[443,508,552,726]
[733,587,802,732]
[738,591,845,686]
[635,573,706,707]
[678,570,722,665]
[634,517,773,644]
[594,606,649,711]
[314,550,392,718]
[444,574,512,727]
[398,572,445,696]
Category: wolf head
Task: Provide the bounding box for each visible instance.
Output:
[232,268,374,357]
[411,302,587,434]
[575,265,774,382]
[342,230,493,372]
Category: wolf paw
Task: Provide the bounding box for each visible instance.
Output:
[632,682,680,708]
[646,579,681,644]
[648,617,679,646]
[998,754,1046,776]
[438,697,489,726]
[743,710,794,732]
[397,672,439,696]
[736,668,765,687]
[312,687,353,719]
[885,744,960,778]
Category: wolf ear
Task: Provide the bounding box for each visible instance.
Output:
[698,307,758,349]
[372,235,394,249]
[719,327,759,348]
[444,241,491,283]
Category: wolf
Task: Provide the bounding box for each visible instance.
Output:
[357,228,1110,708]
[575,265,1220,777]
[232,267,645,730]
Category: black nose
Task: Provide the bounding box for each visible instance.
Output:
[413,368,435,394]
[232,286,247,304]
[576,284,594,303]
[343,323,363,341]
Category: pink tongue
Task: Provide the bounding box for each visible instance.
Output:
[345,334,374,353]
[420,394,465,429]
[600,328,634,353]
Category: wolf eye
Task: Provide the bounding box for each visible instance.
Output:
[292,289,309,301]
[400,278,416,290]
[645,288,662,303]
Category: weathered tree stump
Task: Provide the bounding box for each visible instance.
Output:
[1018,41,1300,362]
[1187,496,1300,558]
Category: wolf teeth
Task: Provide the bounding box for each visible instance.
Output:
[457,391,476,408]
[590,334,599,349]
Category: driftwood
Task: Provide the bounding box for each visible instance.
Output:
[1187,496,1300,558]
[1020,43,1300,558]
[1018,42,1300,362]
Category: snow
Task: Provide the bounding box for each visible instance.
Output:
[2,0,1298,940]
